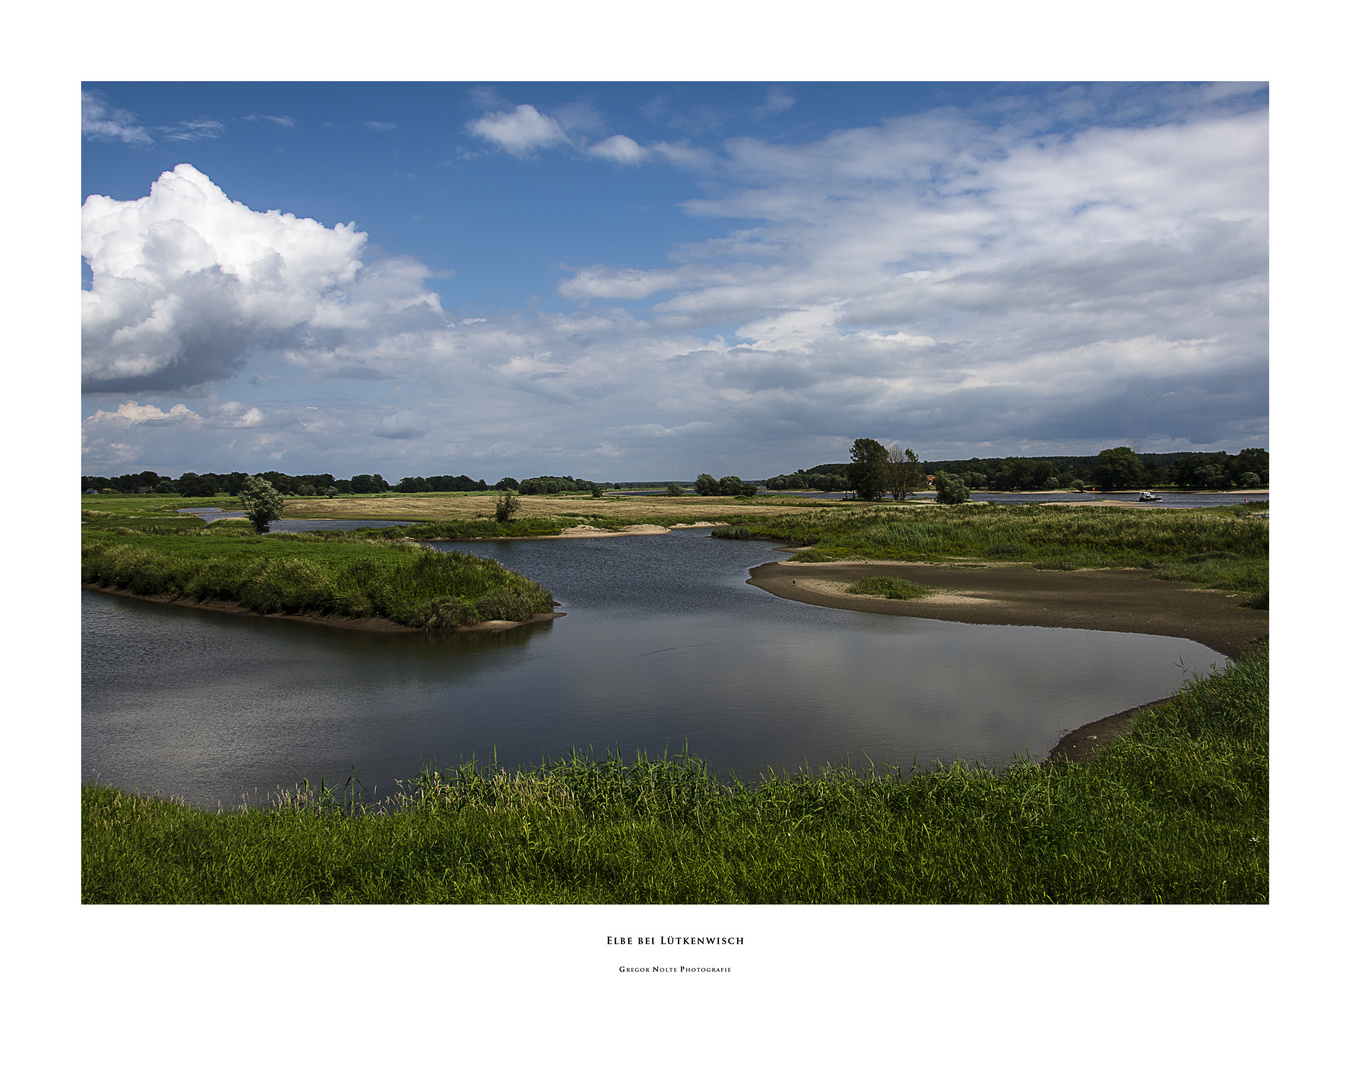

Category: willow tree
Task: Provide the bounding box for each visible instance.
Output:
[240,475,285,534]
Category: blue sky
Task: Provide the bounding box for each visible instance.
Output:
[81,81,1269,482]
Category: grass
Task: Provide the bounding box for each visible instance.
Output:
[735,502,1268,603]
[82,504,555,628]
[82,643,1267,904]
[845,576,934,600]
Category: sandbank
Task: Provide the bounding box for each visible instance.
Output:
[747,557,1267,763]
[551,521,726,538]
[748,558,1265,658]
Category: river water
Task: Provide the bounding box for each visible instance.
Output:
[82,527,1225,808]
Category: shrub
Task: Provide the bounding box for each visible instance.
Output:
[845,576,933,600]
[933,471,970,505]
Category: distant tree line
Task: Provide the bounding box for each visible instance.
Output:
[760,444,1269,498]
[83,469,515,497]
[923,447,1269,493]
[763,467,852,492]
[81,446,1269,499]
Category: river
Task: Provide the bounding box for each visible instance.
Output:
[82,527,1226,808]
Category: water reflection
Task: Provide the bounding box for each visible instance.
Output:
[82,528,1225,808]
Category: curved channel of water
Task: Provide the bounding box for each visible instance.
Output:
[82,528,1225,808]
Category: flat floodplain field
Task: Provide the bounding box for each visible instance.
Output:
[278,489,839,523]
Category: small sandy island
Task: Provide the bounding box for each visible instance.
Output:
[748,556,1267,763]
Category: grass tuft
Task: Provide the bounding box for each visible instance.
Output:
[845,576,933,600]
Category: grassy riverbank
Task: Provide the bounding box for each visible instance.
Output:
[82,642,1267,904]
[81,504,555,628]
[724,502,1269,606]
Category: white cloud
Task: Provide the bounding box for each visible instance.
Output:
[557,266,685,301]
[587,134,647,164]
[164,119,226,142]
[749,86,795,120]
[81,90,152,146]
[81,164,424,393]
[85,401,202,427]
[466,104,569,157]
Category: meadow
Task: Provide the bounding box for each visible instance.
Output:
[716,501,1269,607]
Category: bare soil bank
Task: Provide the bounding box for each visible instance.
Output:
[748,558,1267,764]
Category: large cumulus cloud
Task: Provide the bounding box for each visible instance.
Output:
[81,164,436,393]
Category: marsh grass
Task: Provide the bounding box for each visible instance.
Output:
[732,503,1269,599]
[82,644,1267,904]
[82,507,554,628]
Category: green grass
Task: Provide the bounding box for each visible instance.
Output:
[82,643,1268,904]
[726,502,1268,602]
[82,507,555,628]
[845,576,933,600]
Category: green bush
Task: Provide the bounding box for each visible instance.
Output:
[845,576,933,600]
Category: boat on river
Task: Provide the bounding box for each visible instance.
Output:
[1138,490,1161,502]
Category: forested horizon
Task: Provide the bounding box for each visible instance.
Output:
[83,447,1268,496]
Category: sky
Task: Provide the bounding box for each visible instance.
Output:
[80,81,1269,483]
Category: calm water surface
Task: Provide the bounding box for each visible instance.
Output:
[82,528,1225,808]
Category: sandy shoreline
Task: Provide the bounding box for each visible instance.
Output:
[747,556,1266,762]
[551,521,725,538]
[746,557,1265,658]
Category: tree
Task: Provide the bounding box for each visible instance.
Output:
[350,473,387,494]
[665,482,684,496]
[495,492,520,522]
[884,445,923,500]
[1233,448,1269,486]
[239,475,285,534]
[933,471,970,505]
[718,475,756,497]
[694,473,720,496]
[177,471,219,498]
[848,438,889,500]
[1093,447,1145,491]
